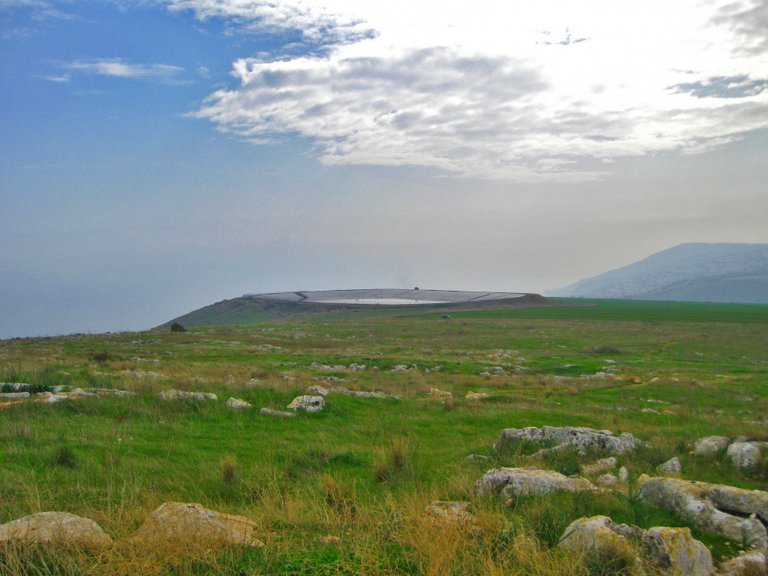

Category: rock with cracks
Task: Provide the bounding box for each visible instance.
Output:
[0,512,113,548]
[474,467,599,501]
[287,395,325,413]
[640,526,714,576]
[636,476,768,548]
[131,502,263,548]
[727,441,767,469]
[494,426,645,457]
[557,515,639,560]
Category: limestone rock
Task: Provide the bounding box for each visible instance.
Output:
[719,549,767,576]
[159,389,217,401]
[640,526,714,576]
[0,512,112,548]
[330,387,400,400]
[636,476,768,548]
[428,387,452,400]
[225,397,251,411]
[558,515,638,560]
[287,395,325,413]
[582,457,618,476]
[424,501,475,525]
[465,391,490,401]
[131,502,263,547]
[596,473,619,488]
[694,436,731,456]
[474,467,599,500]
[305,385,329,397]
[259,408,296,418]
[494,426,645,456]
[727,442,765,469]
[658,457,682,476]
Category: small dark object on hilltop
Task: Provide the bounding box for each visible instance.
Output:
[170,322,187,333]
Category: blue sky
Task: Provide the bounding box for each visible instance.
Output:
[1,0,767,338]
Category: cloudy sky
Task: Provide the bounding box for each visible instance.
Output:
[2,0,767,338]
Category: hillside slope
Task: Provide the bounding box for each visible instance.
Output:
[550,243,768,303]
[159,291,548,329]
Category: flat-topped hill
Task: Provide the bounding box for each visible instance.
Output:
[160,289,547,328]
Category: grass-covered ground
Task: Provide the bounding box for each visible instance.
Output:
[1,298,767,575]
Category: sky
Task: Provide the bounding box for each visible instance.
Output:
[1,0,767,338]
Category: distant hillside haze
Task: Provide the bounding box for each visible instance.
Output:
[550,243,768,304]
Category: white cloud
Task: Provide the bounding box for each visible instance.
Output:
[178,0,768,181]
[62,58,185,81]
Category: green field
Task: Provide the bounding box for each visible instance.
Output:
[1,299,767,575]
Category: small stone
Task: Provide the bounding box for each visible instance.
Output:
[466,454,490,462]
[225,397,251,411]
[259,408,296,418]
[305,385,329,397]
[159,389,217,401]
[582,457,618,476]
[428,387,452,400]
[465,391,490,401]
[657,457,682,476]
[596,473,619,488]
[618,466,629,483]
[424,501,475,525]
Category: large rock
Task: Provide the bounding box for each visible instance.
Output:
[693,436,731,456]
[287,395,325,413]
[727,442,765,469]
[558,515,639,560]
[159,389,217,401]
[474,467,599,501]
[640,526,714,576]
[636,476,768,548]
[494,426,644,456]
[131,502,263,547]
[719,549,767,576]
[0,512,112,548]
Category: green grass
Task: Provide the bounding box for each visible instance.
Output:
[0,298,766,574]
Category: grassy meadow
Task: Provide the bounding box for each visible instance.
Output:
[1,298,767,575]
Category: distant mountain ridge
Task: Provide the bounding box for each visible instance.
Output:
[550,243,768,303]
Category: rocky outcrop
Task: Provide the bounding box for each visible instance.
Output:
[636,476,768,548]
[494,426,645,457]
[0,512,112,548]
[130,502,262,548]
[225,397,251,411]
[694,436,731,456]
[159,389,217,401]
[640,526,714,576]
[287,395,325,413]
[474,467,599,501]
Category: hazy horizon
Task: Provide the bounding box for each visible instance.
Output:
[2,1,767,339]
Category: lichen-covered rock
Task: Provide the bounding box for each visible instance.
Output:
[640,526,714,576]
[718,548,767,576]
[287,395,325,413]
[225,397,251,411]
[636,476,768,548]
[658,457,682,476]
[596,473,619,488]
[727,442,765,469]
[558,515,639,560]
[131,502,263,547]
[693,436,731,456]
[474,467,599,501]
[159,389,217,401]
[494,426,644,456]
[0,512,112,548]
[259,407,296,418]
